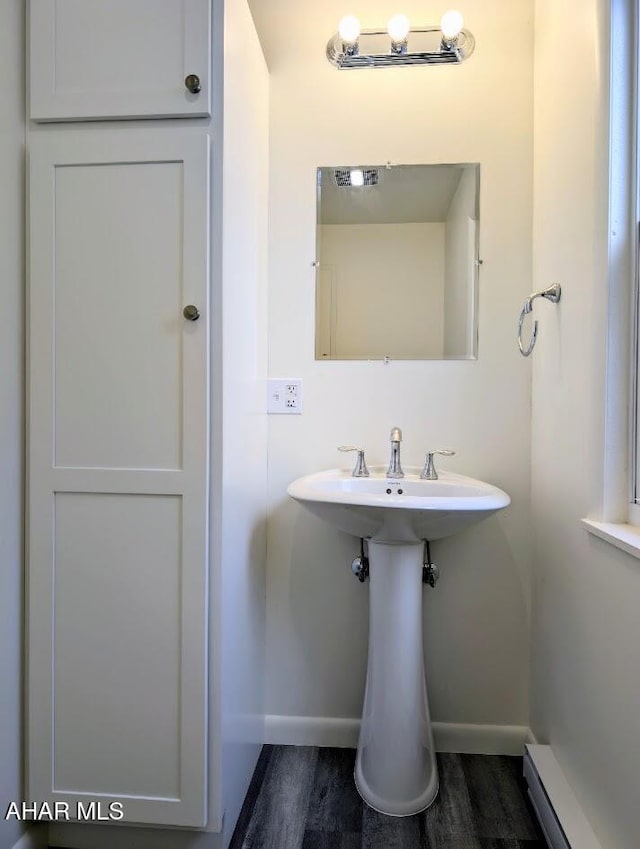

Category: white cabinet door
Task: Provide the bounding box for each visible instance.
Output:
[28,132,210,828]
[30,0,211,121]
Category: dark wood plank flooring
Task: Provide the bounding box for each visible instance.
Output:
[229,746,546,849]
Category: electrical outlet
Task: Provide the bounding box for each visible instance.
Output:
[267,379,303,415]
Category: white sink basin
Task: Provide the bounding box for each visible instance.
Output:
[287,466,510,543]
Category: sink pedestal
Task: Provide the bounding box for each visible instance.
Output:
[355,540,438,815]
[287,465,511,815]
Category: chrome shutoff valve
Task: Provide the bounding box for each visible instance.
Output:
[351,556,369,583]
[423,563,440,588]
[422,539,440,588]
[351,538,370,583]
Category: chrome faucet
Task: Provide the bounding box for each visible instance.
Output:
[386,427,404,478]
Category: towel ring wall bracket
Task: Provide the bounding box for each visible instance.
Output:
[518,283,561,356]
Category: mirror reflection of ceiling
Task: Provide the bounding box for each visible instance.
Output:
[319,165,466,225]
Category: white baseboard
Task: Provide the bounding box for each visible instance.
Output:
[265,715,360,748]
[11,827,48,849]
[433,722,529,755]
[264,715,530,756]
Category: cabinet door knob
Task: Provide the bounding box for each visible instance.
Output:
[185,74,201,94]
[183,305,200,321]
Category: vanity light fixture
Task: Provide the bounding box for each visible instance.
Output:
[327,9,474,68]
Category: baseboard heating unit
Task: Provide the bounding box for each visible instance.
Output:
[523,744,601,849]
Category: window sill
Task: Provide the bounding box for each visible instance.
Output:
[581,518,640,560]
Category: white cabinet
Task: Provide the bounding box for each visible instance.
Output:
[30,0,212,121]
[27,131,211,827]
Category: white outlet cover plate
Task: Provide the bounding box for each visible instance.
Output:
[267,379,303,415]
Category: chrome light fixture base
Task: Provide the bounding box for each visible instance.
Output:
[326,26,475,69]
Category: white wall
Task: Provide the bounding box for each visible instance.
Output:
[0,3,25,849]
[258,0,535,737]
[444,168,477,357]
[530,1,640,847]
[318,223,445,359]
[218,0,269,843]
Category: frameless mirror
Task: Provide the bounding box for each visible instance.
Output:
[315,163,480,360]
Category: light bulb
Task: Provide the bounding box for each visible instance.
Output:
[441,9,464,41]
[387,13,410,44]
[338,15,361,45]
[350,169,364,187]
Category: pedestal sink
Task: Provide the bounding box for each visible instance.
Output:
[287,466,510,816]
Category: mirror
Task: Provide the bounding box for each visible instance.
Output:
[315,163,480,360]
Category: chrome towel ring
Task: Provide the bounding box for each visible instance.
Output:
[518,283,561,356]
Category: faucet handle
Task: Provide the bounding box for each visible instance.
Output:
[420,450,455,480]
[338,446,370,478]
